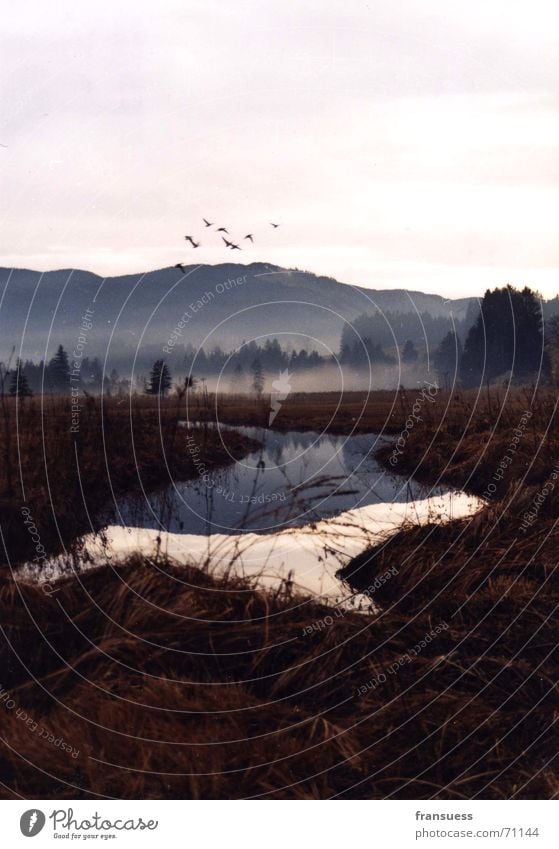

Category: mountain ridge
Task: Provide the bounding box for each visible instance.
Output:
[0,262,475,367]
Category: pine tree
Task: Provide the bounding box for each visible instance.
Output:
[546,314,559,349]
[184,374,196,392]
[9,360,33,397]
[434,331,462,386]
[48,345,70,391]
[460,285,544,387]
[145,359,172,395]
[401,339,418,362]
[229,363,246,392]
[251,358,264,397]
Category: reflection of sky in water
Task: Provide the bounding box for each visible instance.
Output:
[117,426,449,535]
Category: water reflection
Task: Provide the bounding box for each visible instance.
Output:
[116,426,446,535]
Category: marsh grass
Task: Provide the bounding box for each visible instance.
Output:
[1,542,556,799]
[0,394,258,566]
[1,387,559,798]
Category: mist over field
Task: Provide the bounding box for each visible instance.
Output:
[200,362,435,395]
[6,261,559,395]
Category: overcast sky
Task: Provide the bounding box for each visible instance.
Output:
[1,0,558,297]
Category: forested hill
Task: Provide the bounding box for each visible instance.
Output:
[0,263,473,366]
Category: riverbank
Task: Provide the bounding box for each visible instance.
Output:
[183,386,538,437]
[0,552,530,801]
[186,389,405,433]
[336,386,559,798]
[3,522,556,799]
[0,395,259,566]
[2,388,558,798]
[31,488,479,600]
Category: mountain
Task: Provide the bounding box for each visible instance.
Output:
[0,262,474,369]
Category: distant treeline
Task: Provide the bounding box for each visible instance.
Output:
[182,339,325,375]
[340,306,479,359]
[3,351,130,395]
[3,340,331,397]
[343,286,559,387]
[4,285,558,395]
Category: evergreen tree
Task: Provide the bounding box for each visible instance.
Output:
[20,359,42,394]
[109,368,120,391]
[546,314,559,349]
[544,315,559,384]
[9,360,33,397]
[463,298,481,335]
[262,338,286,370]
[434,331,462,386]
[48,345,70,391]
[183,374,196,395]
[145,359,172,395]
[251,358,264,397]
[401,339,418,362]
[460,286,544,387]
[340,309,469,355]
[230,363,246,392]
[86,356,104,390]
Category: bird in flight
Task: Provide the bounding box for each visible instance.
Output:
[185,236,200,248]
[270,222,280,228]
[244,234,254,242]
[222,237,234,248]
[216,227,229,233]
[202,218,213,227]
[231,243,242,250]
[175,263,187,274]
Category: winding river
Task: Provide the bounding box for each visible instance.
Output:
[94,425,483,601]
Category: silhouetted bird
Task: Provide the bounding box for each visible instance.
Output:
[185,236,200,248]
[244,234,254,242]
[231,243,242,250]
[202,218,213,227]
[270,222,280,228]
[222,237,234,248]
[216,227,229,233]
[174,263,187,274]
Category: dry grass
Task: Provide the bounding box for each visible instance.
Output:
[1,551,556,800]
[0,394,258,565]
[188,389,405,433]
[1,387,558,799]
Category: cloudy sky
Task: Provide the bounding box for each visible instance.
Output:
[1,0,558,297]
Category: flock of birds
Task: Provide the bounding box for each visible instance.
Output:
[175,218,280,273]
